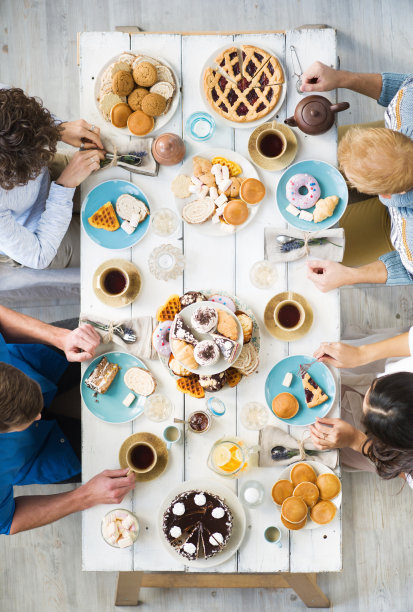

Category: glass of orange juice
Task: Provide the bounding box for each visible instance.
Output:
[207,437,257,478]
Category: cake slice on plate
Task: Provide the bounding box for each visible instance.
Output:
[170,314,198,346]
[211,332,239,363]
[300,372,329,408]
[85,356,120,393]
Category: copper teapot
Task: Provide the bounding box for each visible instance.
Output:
[285,95,350,135]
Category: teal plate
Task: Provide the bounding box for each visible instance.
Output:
[81,351,147,423]
[276,159,348,231]
[81,179,150,249]
[265,354,336,427]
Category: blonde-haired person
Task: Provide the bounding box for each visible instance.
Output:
[300,63,413,292]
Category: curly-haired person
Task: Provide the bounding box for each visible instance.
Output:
[0,86,106,269]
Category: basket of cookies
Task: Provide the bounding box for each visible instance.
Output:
[152,290,260,398]
[95,51,179,136]
[171,148,266,236]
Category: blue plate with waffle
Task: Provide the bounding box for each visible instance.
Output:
[264,354,336,426]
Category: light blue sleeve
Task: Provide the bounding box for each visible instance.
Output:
[0,182,75,269]
[0,485,15,535]
[378,72,410,107]
[379,251,413,285]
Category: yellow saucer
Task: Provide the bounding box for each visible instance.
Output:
[119,432,169,482]
[93,258,141,308]
[264,291,313,341]
[248,121,298,171]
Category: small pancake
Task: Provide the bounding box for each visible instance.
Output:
[293,481,319,508]
[316,473,341,500]
[310,500,337,525]
[271,392,299,419]
[240,178,266,205]
[281,514,307,531]
[223,200,249,225]
[281,496,307,524]
[127,110,154,136]
[110,102,133,128]
[290,462,317,487]
[271,479,294,506]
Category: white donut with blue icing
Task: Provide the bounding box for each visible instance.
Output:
[286,174,321,209]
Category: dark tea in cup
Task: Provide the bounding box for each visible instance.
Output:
[274,299,305,332]
[257,128,287,160]
[127,441,157,473]
[101,268,129,296]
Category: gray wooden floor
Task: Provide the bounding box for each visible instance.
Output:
[1,1,413,611]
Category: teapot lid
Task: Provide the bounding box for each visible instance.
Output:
[301,98,329,128]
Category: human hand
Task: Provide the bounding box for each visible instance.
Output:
[313,342,365,369]
[309,417,363,450]
[60,324,101,362]
[81,469,136,507]
[59,119,104,150]
[56,150,106,188]
[306,260,353,292]
[300,61,342,93]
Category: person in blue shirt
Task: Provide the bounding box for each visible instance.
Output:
[0,304,135,535]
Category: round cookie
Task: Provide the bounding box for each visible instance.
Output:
[110,103,133,128]
[281,514,307,531]
[290,462,317,487]
[194,340,220,367]
[281,496,308,524]
[316,473,341,500]
[99,92,126,121]
[293,482,319,508]
[272,392,299,419]
[128,87,149,111]
[310,500,336,525]
[240,178,266,205]
[223,200,249,226]
[141,93,167,117]
[112,70,135,96]
[150,81,174,99]
[171,174,192,199]
[133,61,157,87]
[127,110,154,136]
[271,479,294,506]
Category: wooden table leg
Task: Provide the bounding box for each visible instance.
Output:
[115,572,143,607]
[285,573,330,608]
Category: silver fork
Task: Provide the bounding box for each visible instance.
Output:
[83,320,137,343]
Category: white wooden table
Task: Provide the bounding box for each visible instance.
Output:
[79,28,340,608]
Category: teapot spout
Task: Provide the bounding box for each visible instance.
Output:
[284,116,297,127]
[330,102,350,114]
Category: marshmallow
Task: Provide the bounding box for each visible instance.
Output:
[211,164,223,176]
[209,186,219,200]
[122,392,135,407]
[189,184,201,194]
[117,534,134,548]
[121,220,135,235]
[211,213,221,224]
[221,165,230,180]
[214,193,228,207]
[218,178,232,193]
[122,514,135,530]
[129,213,140,228]
[286,203,300,217]
[191,175,203,186]
[282,372,293,387]
[200,185,209,198]
[299,210,314,222]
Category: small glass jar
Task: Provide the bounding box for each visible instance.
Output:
[206,397,226,417]
[144,393,173,422]
[185,111,216,142]
[240,480,265,508]
[188,410,211,434]
[240,402,269,431]
[249,260,278,289]
[151,208,180,237]
[148,244,185,281]
[101,509,139,548]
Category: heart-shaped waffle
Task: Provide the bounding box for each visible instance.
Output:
[225,367,242,388]
[156,294,181,322]
[176,374,205,399]
[88,202,120,231]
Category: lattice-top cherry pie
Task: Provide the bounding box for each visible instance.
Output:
[203,44,284,123]
[301,372,329,409]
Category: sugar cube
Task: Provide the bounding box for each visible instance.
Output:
[299,210,314,222]
[122,392,135,407]
[286,203,300,217]
[282,372,293,387]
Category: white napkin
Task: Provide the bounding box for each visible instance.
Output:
[264,227,345,263]
[258,425,338,469]
[80,313,157,360]
[100,136,158,177]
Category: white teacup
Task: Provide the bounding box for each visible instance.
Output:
[273,299,305,332]
[256,128,287,160]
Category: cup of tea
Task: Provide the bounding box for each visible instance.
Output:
[256,128,287,160]
[274,299,305,332]
[126,441,157,474]
[163,425,181,450]
[98,266,130,298]
[264,525,282,548]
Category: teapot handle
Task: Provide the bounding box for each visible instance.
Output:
[330,102,350,114]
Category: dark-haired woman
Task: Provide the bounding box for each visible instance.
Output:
[309,330,413,488]
[0,86,105,269]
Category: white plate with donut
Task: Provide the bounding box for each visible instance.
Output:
[276,160,349,231]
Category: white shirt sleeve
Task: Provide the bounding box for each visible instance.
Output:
[406,473,413,490]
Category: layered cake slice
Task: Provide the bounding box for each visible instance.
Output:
[300,372,329,408]
[170,314,198,346]
[85,356,119,394]
[211,332,239,363]
[162,490,233,561]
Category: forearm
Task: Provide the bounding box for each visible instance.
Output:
[349,429,368,453]
[10,486,89,535]
[339,71,382,100]
[345,260,388,286]
[0,304,69,349]
[358,331,410,365]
